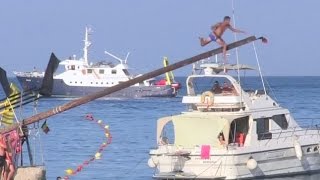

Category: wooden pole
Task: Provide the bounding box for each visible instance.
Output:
[0,36,261,134]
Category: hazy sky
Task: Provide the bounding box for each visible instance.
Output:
[0,1,319,76]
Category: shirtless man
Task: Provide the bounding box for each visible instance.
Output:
[199,16,245,63]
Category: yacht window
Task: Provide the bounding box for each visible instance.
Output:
[229,117,249,145]
[99,69,104,74]
[112,70,117,74]
[256,118,269,134]
[123,69,130,76]
[272,114,288,130]
[160,121,174,145]
[71,65,75,70]
[255,118,272,140]
[87,69,93,74]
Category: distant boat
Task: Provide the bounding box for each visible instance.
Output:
[14,27,180,98]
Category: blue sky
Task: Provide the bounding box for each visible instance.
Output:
[0,0,319,76]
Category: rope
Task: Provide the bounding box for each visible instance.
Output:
[59,114,112,180]
[252,42,267,95]
[124,157,147,177]
[194,156,223,178]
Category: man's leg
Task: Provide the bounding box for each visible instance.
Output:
[199,37,212,46]
[216,38,227,64]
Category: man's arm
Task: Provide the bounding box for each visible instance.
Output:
[228,25,246,34]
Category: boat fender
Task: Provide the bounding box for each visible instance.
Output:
[148,157,158,168]
[201,91,214,106]
[246,158,257,170]
[294,139,303,160]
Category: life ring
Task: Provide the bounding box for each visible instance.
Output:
[201,91,214,106]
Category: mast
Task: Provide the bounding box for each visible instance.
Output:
[83,27,91,65]
[0,36,264,134]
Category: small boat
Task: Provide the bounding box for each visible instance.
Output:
[14,27,180,98]
[148,59,320,178]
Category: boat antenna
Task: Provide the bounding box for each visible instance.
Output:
[231,0,241,83]
[83,27,92,66]
[104,51,128,64]
[124,52,130,64]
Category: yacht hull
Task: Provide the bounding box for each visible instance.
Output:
[150,145,320,179]
[16,76,176,98]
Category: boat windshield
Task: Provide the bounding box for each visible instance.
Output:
[188,76,237,96]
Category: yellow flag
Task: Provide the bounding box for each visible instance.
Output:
[1,83,20,126]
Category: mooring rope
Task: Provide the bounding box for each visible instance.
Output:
[58,114,112,180]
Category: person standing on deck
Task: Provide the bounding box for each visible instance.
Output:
[199,16,246,63]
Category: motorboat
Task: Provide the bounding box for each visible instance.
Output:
[148,58,320,179]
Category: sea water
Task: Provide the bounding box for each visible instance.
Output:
[1,76,320,180]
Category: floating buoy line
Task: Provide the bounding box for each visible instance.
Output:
[58,114,112,180]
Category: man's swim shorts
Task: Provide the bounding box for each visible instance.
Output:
[209,33,216,41]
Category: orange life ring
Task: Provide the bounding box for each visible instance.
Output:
[201,91,214,106]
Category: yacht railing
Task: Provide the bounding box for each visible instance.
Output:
[257,118,320,146]
[13,71,45,78]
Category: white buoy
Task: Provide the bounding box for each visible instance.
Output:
[294,139,303,160]
[246,158,257,170]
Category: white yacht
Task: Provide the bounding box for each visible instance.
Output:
[148,60,320,179]
[14,27,180,98]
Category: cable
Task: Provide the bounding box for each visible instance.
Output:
[252,42,267,95]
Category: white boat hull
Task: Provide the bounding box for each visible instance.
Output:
[150,145,320,179]
[15,76,176,98]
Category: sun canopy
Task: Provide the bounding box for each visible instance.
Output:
[172,114,231,148]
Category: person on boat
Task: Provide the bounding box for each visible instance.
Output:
[222,82,232,92]
[212,81,222,94]
[222,82,238,95]
[218,132,226,145]
[199,16,246,63]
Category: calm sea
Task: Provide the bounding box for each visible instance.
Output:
[1,76,320,180]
